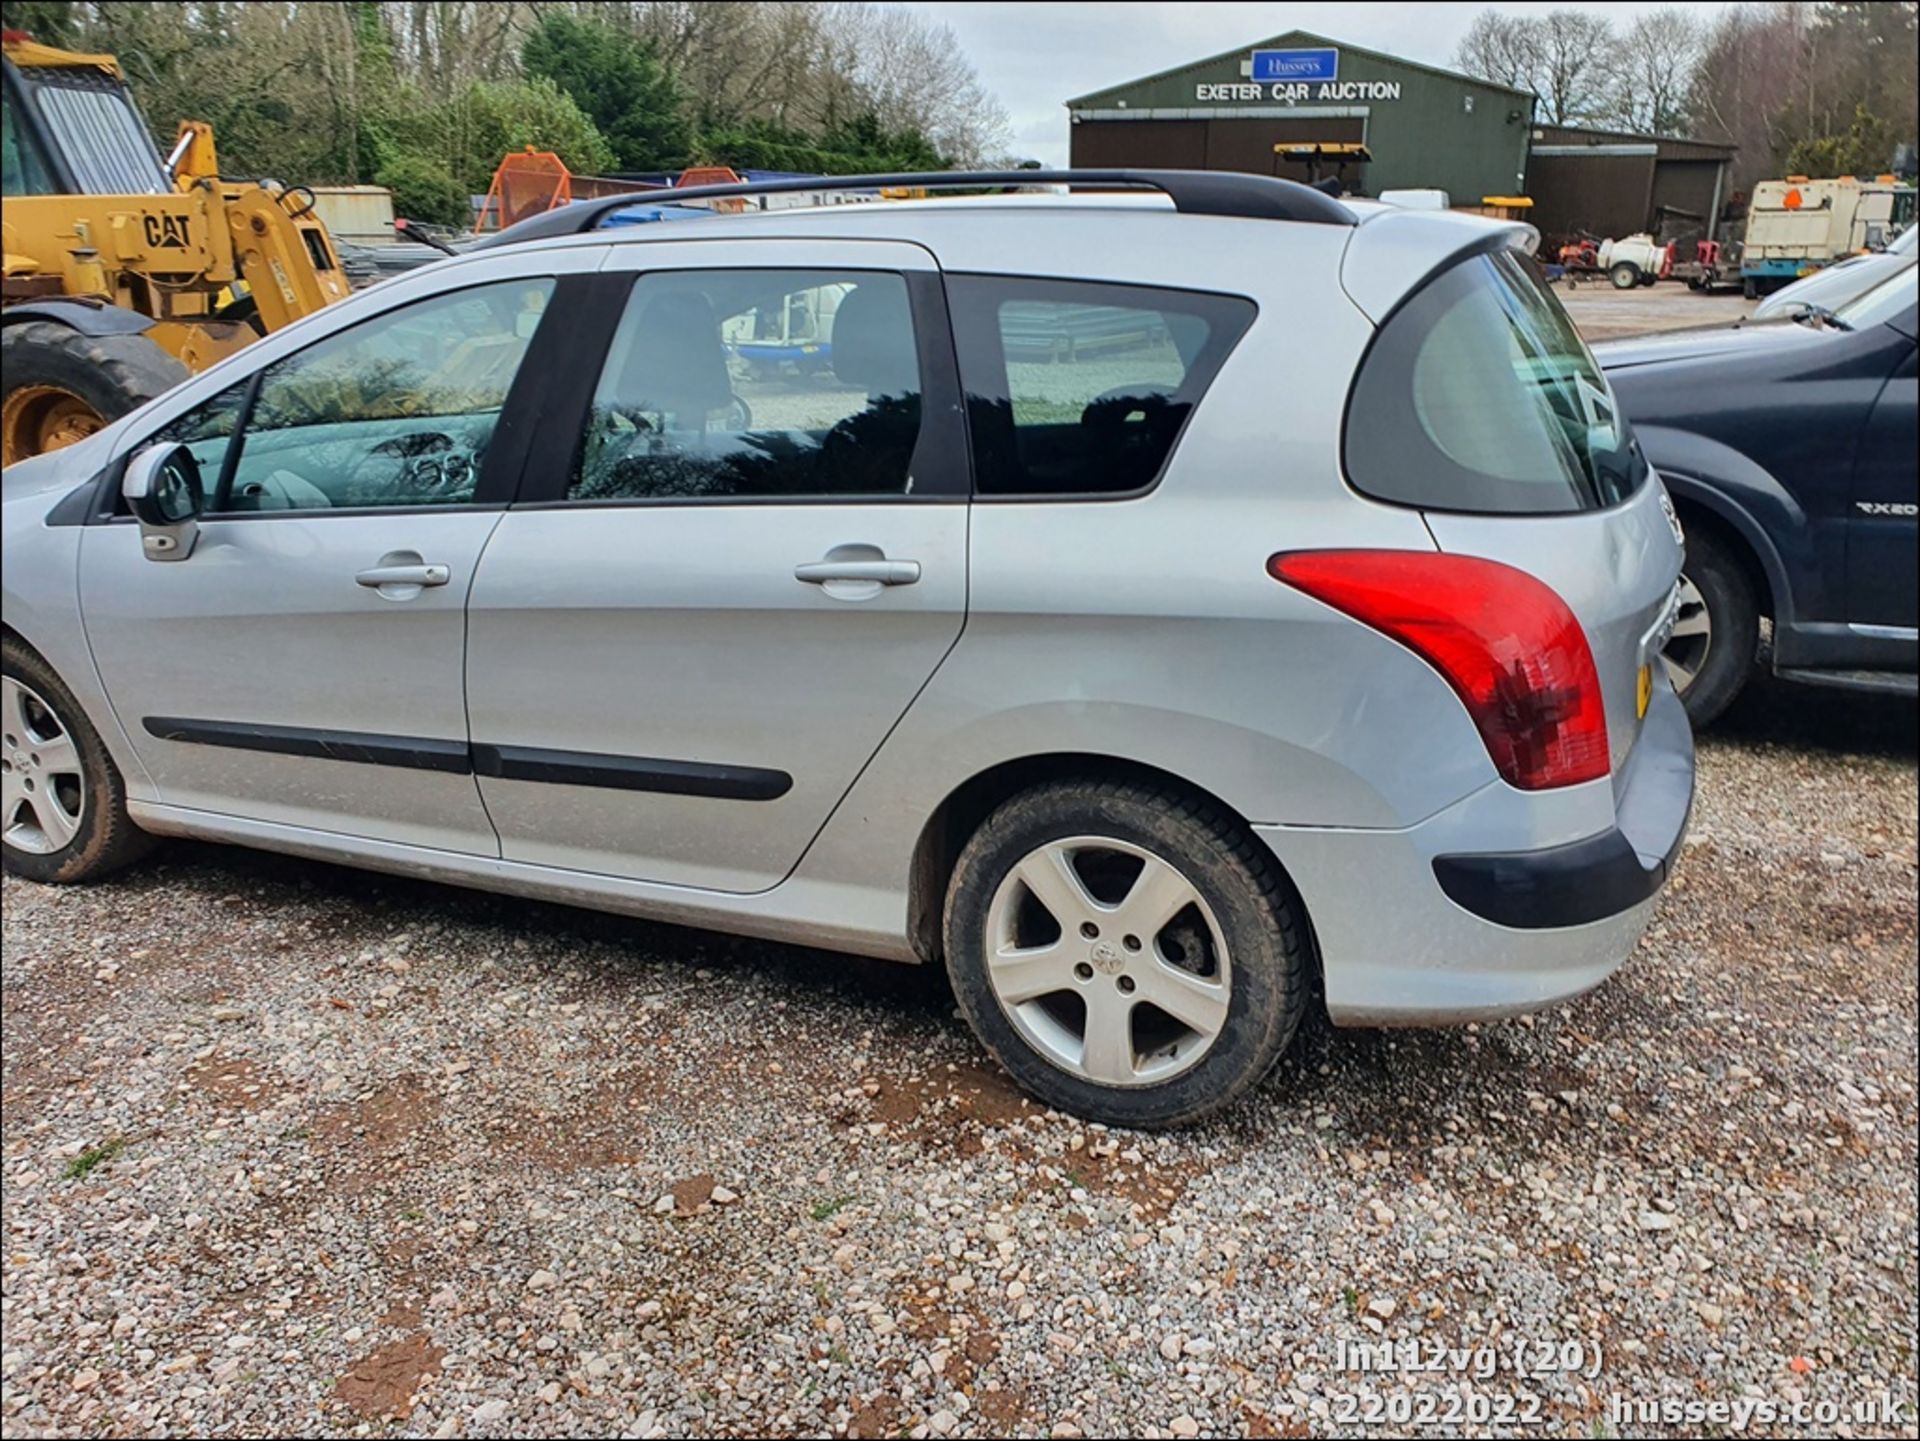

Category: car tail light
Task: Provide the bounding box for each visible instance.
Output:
[1268,550,1610,790]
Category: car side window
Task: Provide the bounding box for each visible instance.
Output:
[948,275,1255,497]
[143,380,250,491]
[197,279,554,513]
[569,268,924,502]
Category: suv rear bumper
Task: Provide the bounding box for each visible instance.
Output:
[1255,681,1694,1025]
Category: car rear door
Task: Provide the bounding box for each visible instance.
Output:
[462,237,970,892]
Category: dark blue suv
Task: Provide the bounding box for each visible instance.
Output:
[1597,262,1918,725]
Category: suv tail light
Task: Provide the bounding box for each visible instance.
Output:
[1268,550,1610,791]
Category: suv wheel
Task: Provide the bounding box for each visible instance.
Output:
[1663,526,1758,728]
[1,636,155,883]
[944,778,1309,1128]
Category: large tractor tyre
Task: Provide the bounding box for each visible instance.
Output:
[1609,262,1642,290]
[1,322,189,466]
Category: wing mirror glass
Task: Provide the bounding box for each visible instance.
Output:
[122,443,204,561]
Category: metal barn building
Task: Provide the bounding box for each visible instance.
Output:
[1525,125,1739,246]
[1066,30,1534,203]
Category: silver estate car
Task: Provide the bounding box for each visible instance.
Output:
[0,170,1693,1127]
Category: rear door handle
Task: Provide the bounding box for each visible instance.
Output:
[356,563,450,589]
[793,559,921,586]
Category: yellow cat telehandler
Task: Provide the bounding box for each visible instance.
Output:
[1,32,354,464]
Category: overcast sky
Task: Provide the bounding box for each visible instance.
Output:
[911,1,1738,165]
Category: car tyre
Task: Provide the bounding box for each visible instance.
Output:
[944,777,1309,1128]
[1,636,156,884]
[1665,526,1759,729]
[1609,262,1641,290]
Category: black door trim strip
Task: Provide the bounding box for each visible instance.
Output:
[142,717,473,774]
[471,742,792,801]
[141,717,792,801]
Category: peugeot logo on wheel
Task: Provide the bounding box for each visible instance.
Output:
[1089,938,1125,974]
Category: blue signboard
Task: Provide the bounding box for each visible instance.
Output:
[1250,48,1339,83]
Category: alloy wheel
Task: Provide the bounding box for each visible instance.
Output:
[1662,572,1713,694]
[1,676,86,855]
[984,836,1231,1087]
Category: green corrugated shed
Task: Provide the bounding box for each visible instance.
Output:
[1067,30,1535,203]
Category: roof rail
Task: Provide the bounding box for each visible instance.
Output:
[469,168,1356,250]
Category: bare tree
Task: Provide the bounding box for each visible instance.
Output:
[831,2,1009,162]
[1604,7,1709,134]
[613,0,1009,162]
[1533,11,1617,126]
[1452,8,1616,125]
[390,1,528,89]
[1452,10,1540,92]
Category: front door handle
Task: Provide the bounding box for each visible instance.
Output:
[356,563,450,589]
[793,559,920,586]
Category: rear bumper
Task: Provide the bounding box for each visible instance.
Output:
[1433,683,1694,928]
[1256,681,1694,1026]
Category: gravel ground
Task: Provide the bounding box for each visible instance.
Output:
[3,675,1915,1441]
[1559,281,1756,342]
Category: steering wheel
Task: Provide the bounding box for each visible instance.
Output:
[401,451,476,497]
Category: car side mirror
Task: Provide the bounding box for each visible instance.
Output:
[122,443,204,562]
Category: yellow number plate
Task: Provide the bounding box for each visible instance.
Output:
[1636,663,1653,719]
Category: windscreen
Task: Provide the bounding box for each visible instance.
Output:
[1836,259,1918,331]
[1345,248,1646,514]
[29,72,168,194]
[2,88,58,194]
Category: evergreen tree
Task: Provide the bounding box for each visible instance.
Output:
[521,14,690,174]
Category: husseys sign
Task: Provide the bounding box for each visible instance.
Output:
[1195,48,1404,103]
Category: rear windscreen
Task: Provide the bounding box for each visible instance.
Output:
[1345,249,1645,514]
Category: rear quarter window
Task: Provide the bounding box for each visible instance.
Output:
[1345,249,1645,514]
[948,275,1254,497]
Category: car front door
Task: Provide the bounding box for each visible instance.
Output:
[463,238,970,892]
[77,252,603,852]
[1847,341,1918,629]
